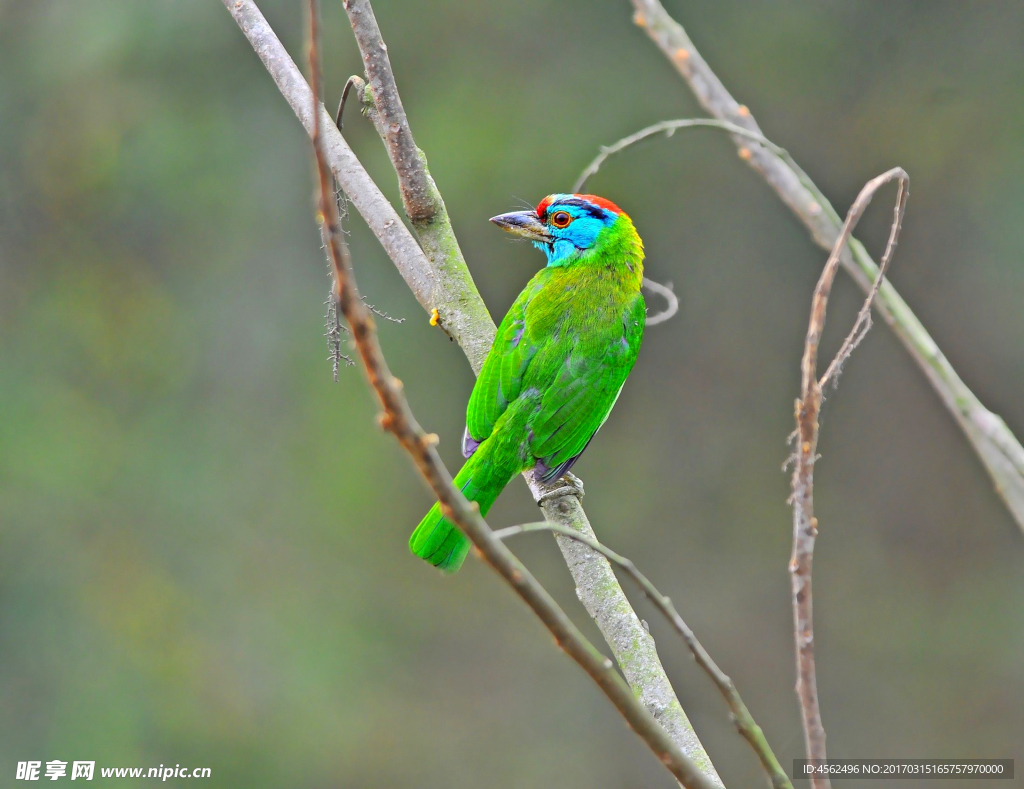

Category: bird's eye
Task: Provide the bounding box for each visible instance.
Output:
[550,211,572,228]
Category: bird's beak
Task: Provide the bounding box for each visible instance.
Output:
[489,210,551,242]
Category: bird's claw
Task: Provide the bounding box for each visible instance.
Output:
[536,473,585,506]
[562,472,585,498]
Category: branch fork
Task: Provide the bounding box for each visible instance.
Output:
[790,167,909,789]
[628,0,1024,531]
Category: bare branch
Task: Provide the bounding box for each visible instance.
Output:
[303,4,719,787]
[340,0,435,223]
[790,169,909,789]
[819,178,909,389]
[628,0,1024,531]
[642,276,680,326]
[800,170,909,394]
[496,522,794,789]
[339,0,495,368]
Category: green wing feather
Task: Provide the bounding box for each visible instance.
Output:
[466,270,644,478]
[530,295,645,476]
[466,275,544,447]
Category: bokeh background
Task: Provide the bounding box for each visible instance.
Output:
[2,1,1022,786]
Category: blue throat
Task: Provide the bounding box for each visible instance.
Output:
[534,238,584,267]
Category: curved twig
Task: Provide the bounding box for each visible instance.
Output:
[818,178,908,389]
[573,118,792,331]
[800,169,909,392]
[334,75,363,131]
[495,521,794,789]
[573,118,792,193]
[643,276,680,326]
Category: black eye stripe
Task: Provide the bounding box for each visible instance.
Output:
[549,197,606,220]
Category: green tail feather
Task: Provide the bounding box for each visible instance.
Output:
[409,446,513,574]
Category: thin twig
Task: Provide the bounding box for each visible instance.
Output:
[789,168,909,789]
[628,0,1024,531]
[574,118,791,193]
[305,4,718,787]
[361,298,404,324]
[642,276,680,326]
[496,521,794,789]
[574,117,795,332]
[817,186,908,389]
[799,169,909,395]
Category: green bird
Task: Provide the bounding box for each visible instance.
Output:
[410,193,645,572]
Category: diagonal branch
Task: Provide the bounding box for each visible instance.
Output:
[790,168,909,789]
[340,0,434,223]
[496,521,794,789]
[340,0,492,367]
[628,0,1024,531]
[303,3,718,787]
[527,478,721,784]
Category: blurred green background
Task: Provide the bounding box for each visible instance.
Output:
[2,0,1022,786]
